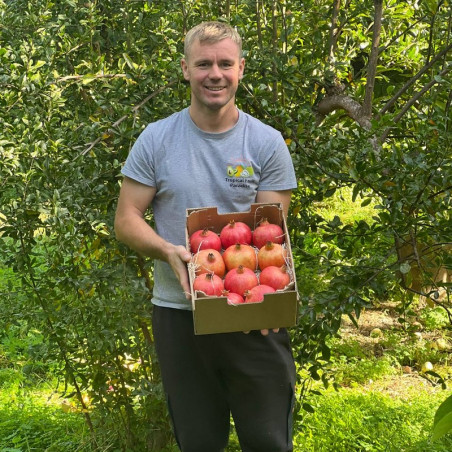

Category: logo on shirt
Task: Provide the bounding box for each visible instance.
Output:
[225,159,254,189]
[226,160,254,178]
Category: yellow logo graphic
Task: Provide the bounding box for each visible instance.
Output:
[226,163,254,178]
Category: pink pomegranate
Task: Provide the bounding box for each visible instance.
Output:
[221,290,245,305]
[259,265,291,290]
[244,284,276,303]
[252,218,284,249]
[224,265,259,296]
[193,273,224,296]
[220,220,252,249]
[190,228,221,252]
[257,242,287,270]
[222,243,257,271]
[192,249,225,277]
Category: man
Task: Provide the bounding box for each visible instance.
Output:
[115,21,297,452]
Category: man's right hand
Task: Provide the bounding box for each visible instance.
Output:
[167,244,192,299]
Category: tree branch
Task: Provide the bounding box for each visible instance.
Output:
[380,64,452,142]
[255,0,263,48]
[316,94,371,130]
[379,42,452,116]
[378,14,429,57]
[271,0,279,103]
[362,0,383,117]
[74,79,179,161]
[327,0,341,63]
[55,73,128,83]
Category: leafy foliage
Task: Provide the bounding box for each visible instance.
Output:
[433,393,452,440]
[1,0,451,449]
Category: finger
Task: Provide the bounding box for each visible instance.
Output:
[181,250,192,263]
[243,331,250,334]
[260,329,269,336]
[273,328,280,333]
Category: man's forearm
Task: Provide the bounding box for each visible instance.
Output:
[115,212,192,298]
[114,213,175,261]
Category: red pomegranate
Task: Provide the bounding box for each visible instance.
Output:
[259,265,291,290]
[257,242,287,270]
[193,273,224,296]
[244,284,276,303]
[190,228,221,252]
[252,218,284,249]
[220,220,252,249]
[221,290,245,305]
[222,243,257,271]
[192,249,225,277]
[224,265,259,296]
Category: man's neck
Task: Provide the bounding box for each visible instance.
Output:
[188,104,239,133]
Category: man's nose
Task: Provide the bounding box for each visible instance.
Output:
[209,64,222,79]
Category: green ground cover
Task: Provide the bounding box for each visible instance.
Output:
[2,307,451,452]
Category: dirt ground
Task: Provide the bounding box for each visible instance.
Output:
[338,302,452,399]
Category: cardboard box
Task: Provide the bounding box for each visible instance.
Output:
[186,203,299,335]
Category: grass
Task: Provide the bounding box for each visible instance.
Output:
[2,319,452,451]
[313,186,377,225]
[0,380,91,451]
[2,374,451,452]
[294,387,452,452]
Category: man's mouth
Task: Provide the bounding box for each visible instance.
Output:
[206,86,225,91]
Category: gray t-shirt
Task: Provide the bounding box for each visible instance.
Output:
[121,107,297,310]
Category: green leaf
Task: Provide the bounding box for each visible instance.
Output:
[302,402,315,413]
[321,343,331,361]
[352,185,360,202]
[432,411,452,440]
[33,60,46,70]
[82,74,95,84]
[122,53,138,70]
[399,263,411,274]
[347,313,359,328]
[434,393,452,427]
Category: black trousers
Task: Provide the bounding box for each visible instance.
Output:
[152,305,296,452]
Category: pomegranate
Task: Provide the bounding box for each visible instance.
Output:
[220,220,252,249]
[192,249,225,277]
[193,273,224,296]
[224,265,259,296]
[221,290,245,305]
[222,243,257,271]
[244,284,276,303]
[252,218,284,249]
[190,228,221,252]
[259,265,291,290]
[257,242,287,270]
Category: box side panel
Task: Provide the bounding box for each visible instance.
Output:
[193,293,297,335]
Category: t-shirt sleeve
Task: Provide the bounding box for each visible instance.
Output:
[258,133,297,191]
[121,129,156,187]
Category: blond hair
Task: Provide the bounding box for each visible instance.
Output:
[184,21,242,60]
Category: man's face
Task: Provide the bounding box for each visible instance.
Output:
[181,38,245,113]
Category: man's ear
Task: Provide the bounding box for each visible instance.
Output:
[239,57,245,80]
[181,59,190,81]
